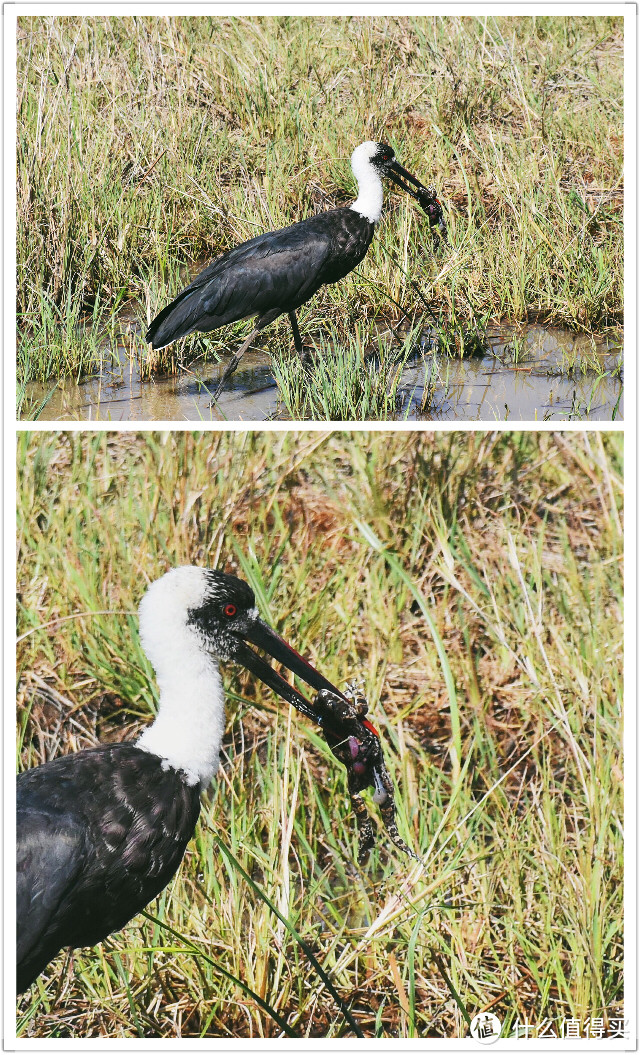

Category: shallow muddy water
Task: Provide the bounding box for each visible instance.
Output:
[398,325,622,422]
[28,324,622,423]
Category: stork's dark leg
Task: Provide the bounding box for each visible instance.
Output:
[288,310,315,368]
[288,311,304,356]
[210,326,261,404]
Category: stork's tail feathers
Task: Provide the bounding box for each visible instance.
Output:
[146,287,200,350]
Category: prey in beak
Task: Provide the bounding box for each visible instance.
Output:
[311,684,422,865]
[230,617,420,864]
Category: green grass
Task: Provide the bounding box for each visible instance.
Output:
[16,430,624,1038]
[16,15,623,402]
[272,323,420,420]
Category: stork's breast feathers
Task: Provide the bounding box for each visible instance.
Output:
[17,744,202,956]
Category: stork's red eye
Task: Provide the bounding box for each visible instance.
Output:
[223,603,237,617]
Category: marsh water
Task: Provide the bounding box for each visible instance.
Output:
[28,323,622,422]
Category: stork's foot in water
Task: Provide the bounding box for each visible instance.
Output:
[313,685,421,865]
[287,311,314,371]
[298,346,315,371]
[208,326,261,406]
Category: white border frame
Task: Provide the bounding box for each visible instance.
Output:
[5,2,634,1049]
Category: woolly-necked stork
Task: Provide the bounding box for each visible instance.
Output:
[16,567,372,994]
[146,141,446,401]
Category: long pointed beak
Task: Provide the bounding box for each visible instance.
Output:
[231,619,349,730]
[387,160,448,238]
[387,159,428,196]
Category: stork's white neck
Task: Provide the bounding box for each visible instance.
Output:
[136,610,225,788]
[350,167,383,224]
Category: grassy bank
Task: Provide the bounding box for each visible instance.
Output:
[16,430,623,1038]
[17,15,623,397]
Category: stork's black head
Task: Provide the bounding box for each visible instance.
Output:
[187,570,260,660]
[147,567,349,726]
[370,142,397,176]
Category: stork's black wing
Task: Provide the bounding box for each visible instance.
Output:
[147,220,335,349]
[146,208,374,350]
[17,803,85,992]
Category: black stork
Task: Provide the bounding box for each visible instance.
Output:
[146,141,446,401]
[16,567,373,994]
